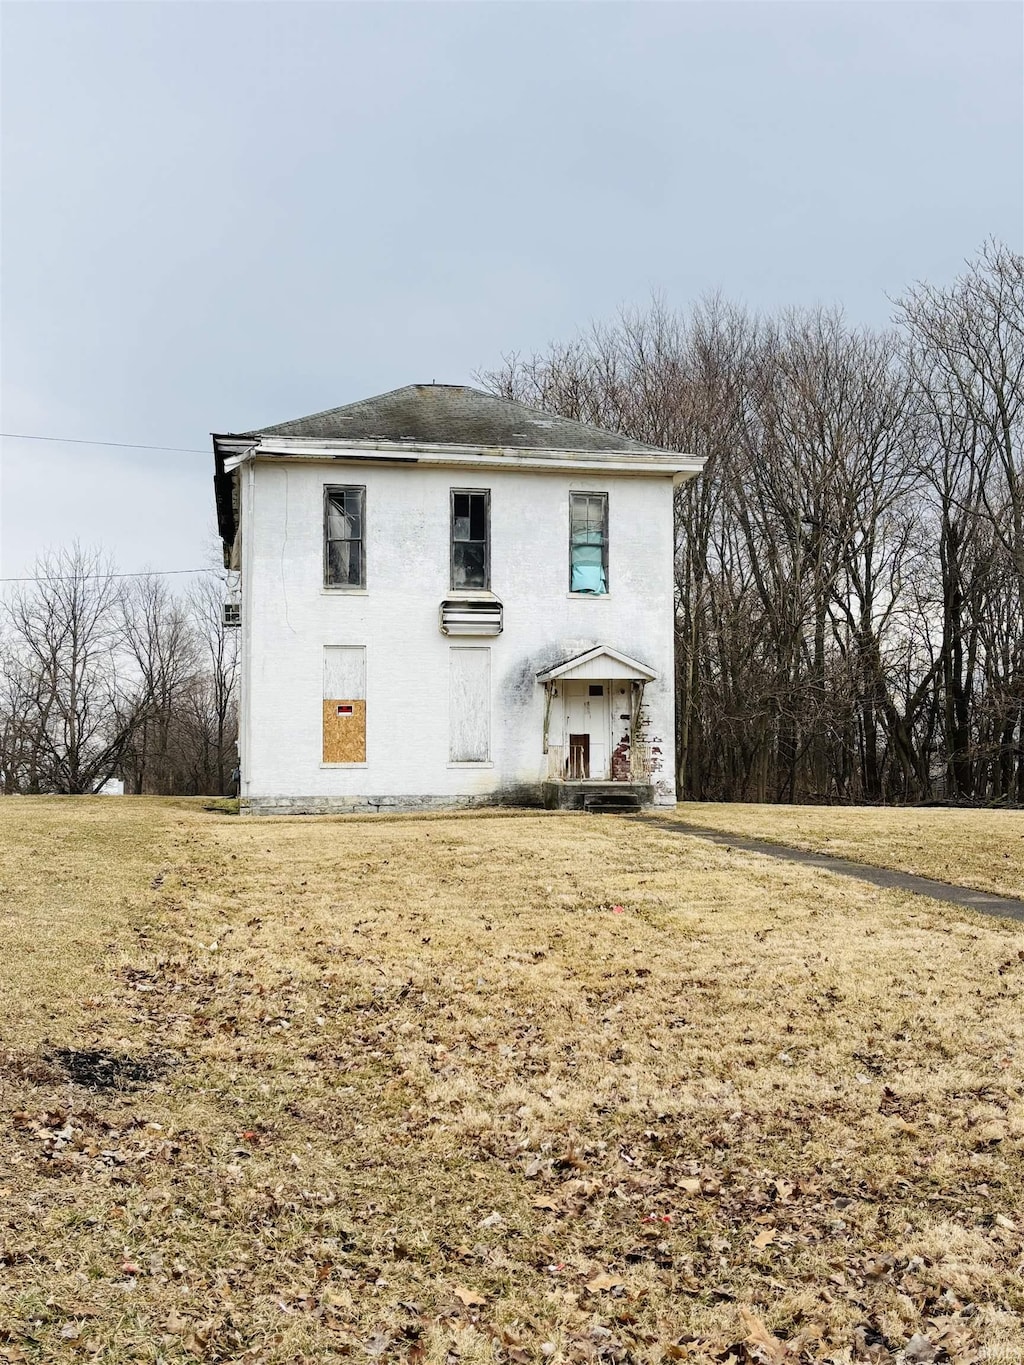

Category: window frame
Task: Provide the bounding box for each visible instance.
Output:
[323,484,367,590]
[450,488,491,592]
[568,490,609,595]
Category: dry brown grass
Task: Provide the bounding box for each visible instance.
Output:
[673,804,1024,901]
[1,798,1023,1365]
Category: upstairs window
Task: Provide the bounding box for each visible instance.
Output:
[325,486,366,588]
[570,492,608,594]
[451,489,490,590]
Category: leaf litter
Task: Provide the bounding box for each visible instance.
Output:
[0,798,1022,1362]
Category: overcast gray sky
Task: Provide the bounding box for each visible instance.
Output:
[2,1,1021,581]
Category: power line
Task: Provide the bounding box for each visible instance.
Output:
[0,568,218,583]
[0,432,210,455]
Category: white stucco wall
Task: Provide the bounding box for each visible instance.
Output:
[239,457,677,807]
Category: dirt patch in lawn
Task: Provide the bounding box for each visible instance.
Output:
[44,1045,181,1091]
[0,798,1022,1364]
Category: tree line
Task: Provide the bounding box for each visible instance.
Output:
[0,549,238,796]
[3,244,1018,805]
[485,241,1023,805]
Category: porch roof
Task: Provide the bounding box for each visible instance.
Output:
[536,645,657,684]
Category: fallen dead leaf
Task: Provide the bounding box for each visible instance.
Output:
[903,1334,940,1364]
[453,1285,487,1308]
[585,1270,624,1293]
[740,1307,787,1363]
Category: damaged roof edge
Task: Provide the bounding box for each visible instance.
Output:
[213,432,703,464]
[213,435,243,565]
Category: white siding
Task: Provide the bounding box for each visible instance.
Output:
[556,657,649,680]
[240,461,678,804]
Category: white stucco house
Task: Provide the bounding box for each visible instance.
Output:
[213,385,704,815]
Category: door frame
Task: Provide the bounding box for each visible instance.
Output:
[562,679,611,781]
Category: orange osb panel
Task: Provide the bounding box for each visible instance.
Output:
[322,699,366,763]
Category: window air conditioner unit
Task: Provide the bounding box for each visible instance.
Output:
[439,597,503,637]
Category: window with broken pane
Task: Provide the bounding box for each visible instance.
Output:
[324,486,366,588]
[570,492,608,594]
[451,489,490,590]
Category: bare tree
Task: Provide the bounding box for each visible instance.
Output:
[183,573,239,796]
[0,554,240,797]
[119,575,200,794]
[897,242,1024,801]
[484,243,1022,806]
[1,546,151,793]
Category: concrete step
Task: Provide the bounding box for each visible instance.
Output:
[584,794,643,814]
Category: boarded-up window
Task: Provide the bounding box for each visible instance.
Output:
[323,646,366,763]
[449,647,490,762]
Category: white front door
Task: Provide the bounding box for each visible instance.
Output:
[563,681,610,779]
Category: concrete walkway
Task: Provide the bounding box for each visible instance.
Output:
[639,815,1024,925]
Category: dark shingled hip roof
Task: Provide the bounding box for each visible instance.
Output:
[212,384,694,561]
[230,384,670,454]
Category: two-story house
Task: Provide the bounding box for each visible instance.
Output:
[213,384,704,814]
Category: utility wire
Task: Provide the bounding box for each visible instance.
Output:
[0,568,217,583]
[0,432,210,454]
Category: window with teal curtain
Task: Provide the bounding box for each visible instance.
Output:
[570,492,608,593]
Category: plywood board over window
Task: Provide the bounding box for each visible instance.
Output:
[449,647,490,762]
[323,645,366,763]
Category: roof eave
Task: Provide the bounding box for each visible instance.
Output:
[214,434,704,480]
[537,645,658,683]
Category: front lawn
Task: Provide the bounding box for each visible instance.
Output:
[1,799,1022,1363]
